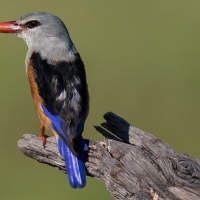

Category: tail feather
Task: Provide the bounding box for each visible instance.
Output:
[58,136,86,188]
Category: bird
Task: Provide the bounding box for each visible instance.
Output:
[0,12,89,188]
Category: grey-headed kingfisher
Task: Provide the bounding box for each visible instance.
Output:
[0,12,89,188]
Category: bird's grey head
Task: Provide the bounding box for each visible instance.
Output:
[0,12,77,64]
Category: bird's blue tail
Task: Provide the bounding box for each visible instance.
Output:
[58,136,87,188]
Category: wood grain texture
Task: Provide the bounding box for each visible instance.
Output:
[18,112,200,200]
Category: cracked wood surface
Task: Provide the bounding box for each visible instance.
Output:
[18,112,200,200]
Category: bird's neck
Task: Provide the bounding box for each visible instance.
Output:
[25,38,77,72]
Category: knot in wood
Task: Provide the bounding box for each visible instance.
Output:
[176,159,200,185]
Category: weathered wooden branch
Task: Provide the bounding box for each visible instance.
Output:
[18,112,200,200]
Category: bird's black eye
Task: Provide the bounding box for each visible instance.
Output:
[25,20,41,29]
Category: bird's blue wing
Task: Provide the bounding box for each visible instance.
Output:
[42,104,88,151]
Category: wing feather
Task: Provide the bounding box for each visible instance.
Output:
[30,51,89,155]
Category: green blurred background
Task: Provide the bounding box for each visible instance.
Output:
[0,1,200,199]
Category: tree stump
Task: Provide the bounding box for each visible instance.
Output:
[17,112,200,200]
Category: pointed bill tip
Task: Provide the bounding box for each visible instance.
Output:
[0,21,23,33]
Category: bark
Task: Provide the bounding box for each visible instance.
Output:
[17,112,200,200]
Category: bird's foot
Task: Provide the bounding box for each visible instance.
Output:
[40,124,47,147]
[40,134,48,147]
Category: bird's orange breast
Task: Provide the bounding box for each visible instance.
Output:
[27,61,52,131]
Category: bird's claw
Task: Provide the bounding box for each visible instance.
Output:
[40,134,47,147]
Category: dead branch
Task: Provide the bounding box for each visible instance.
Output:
[18,112,200,200]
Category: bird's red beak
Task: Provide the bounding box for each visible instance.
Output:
[0,21,23,33]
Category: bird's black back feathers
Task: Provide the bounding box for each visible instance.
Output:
[30,52,88,155]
